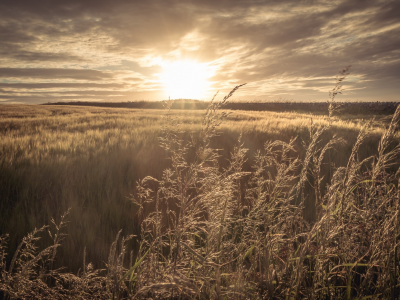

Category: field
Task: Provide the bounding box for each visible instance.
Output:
[1,99,400,299]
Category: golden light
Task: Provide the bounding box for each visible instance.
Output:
[160,60,213,99]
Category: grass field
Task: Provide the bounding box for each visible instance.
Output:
[1,100,399,298]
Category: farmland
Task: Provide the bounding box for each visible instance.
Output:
[1,101,399,298]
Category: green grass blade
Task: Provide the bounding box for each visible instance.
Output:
[243,244,256,260]
[119,247,150,284]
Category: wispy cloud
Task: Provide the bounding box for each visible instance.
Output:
[0,0,399,103]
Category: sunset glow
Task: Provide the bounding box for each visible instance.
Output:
[160,61,213,100]
[0,1,399,103]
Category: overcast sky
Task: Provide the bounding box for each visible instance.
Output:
[1,0,399,103]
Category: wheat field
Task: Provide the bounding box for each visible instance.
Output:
[1,97,399,299]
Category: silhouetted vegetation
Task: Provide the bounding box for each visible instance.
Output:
[44,99,399,115]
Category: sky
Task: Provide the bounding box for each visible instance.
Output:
[0,0,399,104]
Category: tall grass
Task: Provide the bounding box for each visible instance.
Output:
[0,104,386,272]
[1,83,399,298]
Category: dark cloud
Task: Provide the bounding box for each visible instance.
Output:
[342,27,400,62]
[0,0,399,102]
[0,68,114,81]
[367,0,400,27]
[0,83,127,89]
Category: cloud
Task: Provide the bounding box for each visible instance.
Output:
[0,0,399,103]
[0,68,114,81]
[0,83,127,89]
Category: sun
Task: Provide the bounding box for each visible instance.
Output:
[160,60,212,99]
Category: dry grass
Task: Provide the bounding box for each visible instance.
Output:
[1,85,399,298]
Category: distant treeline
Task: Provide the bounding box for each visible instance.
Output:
[44,100,400,115]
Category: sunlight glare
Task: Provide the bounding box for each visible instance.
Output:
[160,60,212,99]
